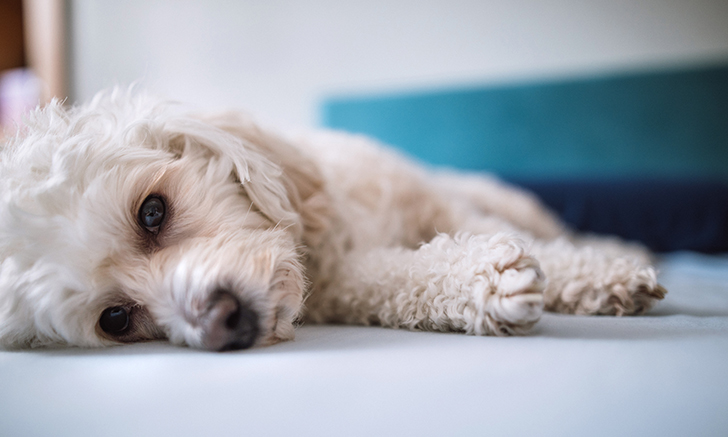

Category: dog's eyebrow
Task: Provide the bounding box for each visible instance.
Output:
[142,168,168,198]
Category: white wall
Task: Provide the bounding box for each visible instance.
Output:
[69,0,728,128]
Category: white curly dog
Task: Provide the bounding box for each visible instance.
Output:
[0,91,666,351]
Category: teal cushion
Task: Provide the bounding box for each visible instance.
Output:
[322,64,728,181]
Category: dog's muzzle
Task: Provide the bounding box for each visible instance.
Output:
[201,289,260,351]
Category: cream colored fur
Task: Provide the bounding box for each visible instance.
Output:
[0,90,665,350]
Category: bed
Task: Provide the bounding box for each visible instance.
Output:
[0,252,727,436]
[2,64,727,436]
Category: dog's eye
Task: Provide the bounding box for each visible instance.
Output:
[99,307,130,334]
[139,196,166,233]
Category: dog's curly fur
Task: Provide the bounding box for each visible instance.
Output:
[0,90,666,350]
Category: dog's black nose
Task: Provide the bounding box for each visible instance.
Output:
[202,290,259,351]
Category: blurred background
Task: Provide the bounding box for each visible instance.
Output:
[2,0,728,251]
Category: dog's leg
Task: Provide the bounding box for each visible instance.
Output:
[444,189,666,316]
[532,237,666,315]
[305,233,545,335]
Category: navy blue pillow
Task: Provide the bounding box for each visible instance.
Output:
[509,178,728,253]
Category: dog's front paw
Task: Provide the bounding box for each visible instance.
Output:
[631,282,667,314]
[459,234,545,336]
[604,268,667,316]
[548,263,666,316]
[484,264,545,334]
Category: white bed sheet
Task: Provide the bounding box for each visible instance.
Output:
[1,252,727,437]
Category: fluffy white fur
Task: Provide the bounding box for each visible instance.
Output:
[0,90,666,350]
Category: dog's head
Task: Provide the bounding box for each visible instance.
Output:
[0,90,328,351]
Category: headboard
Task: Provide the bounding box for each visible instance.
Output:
[322,64,728,252]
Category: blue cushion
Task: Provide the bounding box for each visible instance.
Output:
[509,178,728,253]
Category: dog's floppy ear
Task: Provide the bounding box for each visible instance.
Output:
[165,113,332,245]
[201,112,333,248]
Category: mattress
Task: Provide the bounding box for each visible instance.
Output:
[1,252,727,436]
